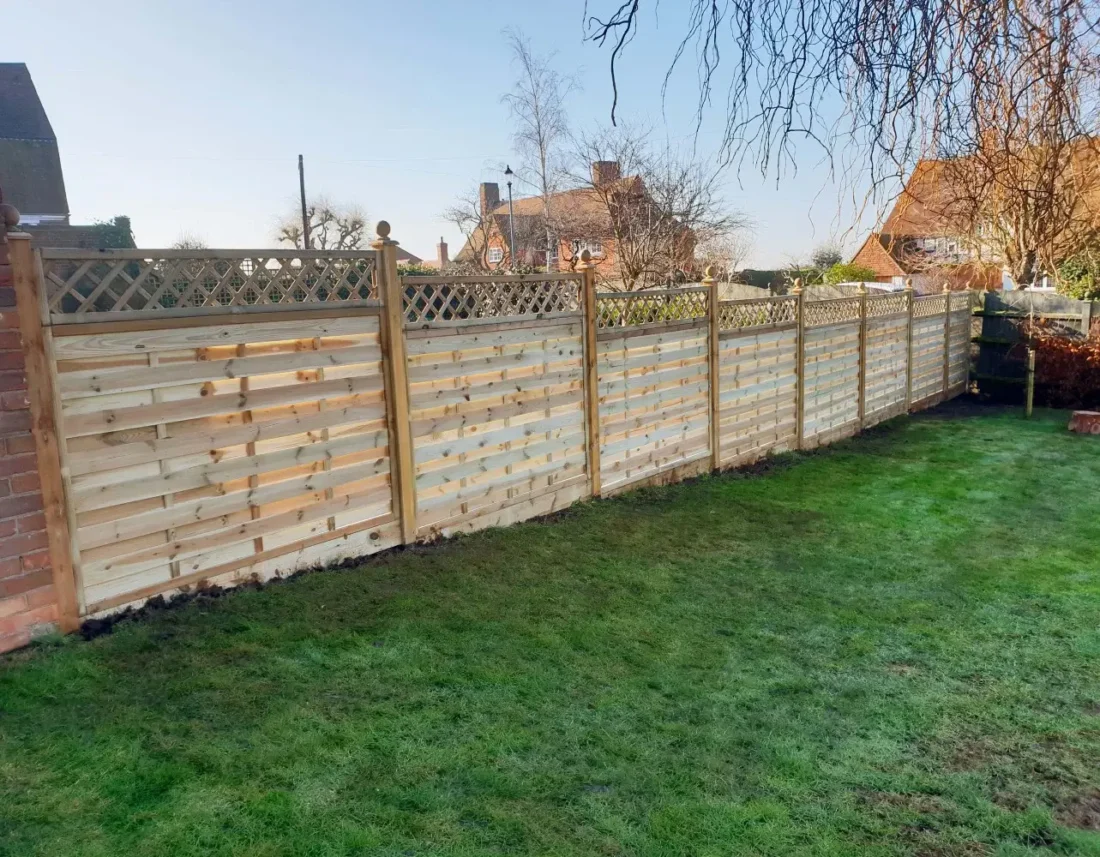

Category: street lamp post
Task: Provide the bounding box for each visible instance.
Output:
[504,165,517,269]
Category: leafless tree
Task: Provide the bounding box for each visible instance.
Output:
[698,232,755,281]
[810,244,844,269]
[570,125,751,288]
[171,233,208,250]
[583,0,1100,224]
[502,31,577,270]
[276,199,368,251]
[442,187,498,272]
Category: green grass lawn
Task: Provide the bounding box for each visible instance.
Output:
[3,405,1100,857]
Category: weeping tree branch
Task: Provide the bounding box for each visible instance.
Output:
[584,0,1100,196]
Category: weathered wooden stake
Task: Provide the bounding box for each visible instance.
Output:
[1025,348,1036,418]
[793,278,805,449]
[705,266,721,470]
[579,250,601,498]
[857,282,868,426]
[904,278,915,411]
[373,222,417,544]
[8,234,80,631]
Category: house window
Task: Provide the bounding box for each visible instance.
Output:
[571,239,605,258]
[488,247,504,264]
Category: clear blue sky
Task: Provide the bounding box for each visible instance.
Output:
[6,0,885,267]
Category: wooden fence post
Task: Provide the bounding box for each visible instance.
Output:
[904,278,914,411]
[1025,347,1036,418]
[942,283,951,399]
[793,278,805,449]
[7,234,80,631]
[580,250,601,498]
[706,266,721,470]
[373,222,417,545]
[857,283,868,426]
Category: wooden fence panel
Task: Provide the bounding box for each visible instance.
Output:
[716,326,798,466]
[863,316,909,426]
[802,321,861,446]
[53,312,399,614]
[947,299,971,392]
[407,317,588,538]
[911,298,949,406]
[597,322,711,494]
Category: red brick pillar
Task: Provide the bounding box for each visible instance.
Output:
[0,199,60,652]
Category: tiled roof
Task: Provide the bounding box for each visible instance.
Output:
[455,177,645,262]
[0,64,56,141]
[0,64,69,216]
[880,159,970,237]
[850,232,907,279]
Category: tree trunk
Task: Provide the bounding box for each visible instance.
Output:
[1019,249,1038,288]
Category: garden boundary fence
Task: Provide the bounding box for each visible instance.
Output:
[6,224,971,628]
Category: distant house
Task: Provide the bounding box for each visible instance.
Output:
[455,161,694,282]
[850,160,1003,292]
[0,63,120,249]
[412,238,449,271]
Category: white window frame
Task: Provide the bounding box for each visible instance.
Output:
[487,247,504,264]
[571,239,605,258]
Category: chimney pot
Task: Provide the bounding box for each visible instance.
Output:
[591,161,622,186]
[438,236,449,266]
[479,182,501,217]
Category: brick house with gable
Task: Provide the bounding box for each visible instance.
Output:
[455,161,695,283]
[850,159,1004,292]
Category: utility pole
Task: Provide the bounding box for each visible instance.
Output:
[298,154,310,250]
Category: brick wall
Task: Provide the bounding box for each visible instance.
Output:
[0,231,59,652]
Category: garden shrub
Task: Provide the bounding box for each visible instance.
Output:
[823,262,877,285]
[1023,320,1100,408]
[1056,249,1100,300]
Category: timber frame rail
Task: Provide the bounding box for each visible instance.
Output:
[7,229,972,630]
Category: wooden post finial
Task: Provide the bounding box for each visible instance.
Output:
[792,277,803,295]
[375,220,392,241]
[703,265,717,282]
[857,282,868,295]
[904,277,914,292]
[579,248,592,266]
[942,282,951,294]
[0,200,19,244]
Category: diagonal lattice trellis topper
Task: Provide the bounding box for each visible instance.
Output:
[401,276,582,324]
[804,297,862,327]
[913,294,950,318]
[42,251,378,316]
[949,291,973,312]
[718,297,797,331]
[865,292,909,318]
[595,288,709,329]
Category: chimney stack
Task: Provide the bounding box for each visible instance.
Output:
[479,182,500,217]
[591,161,622,186]
[437,236,449,266]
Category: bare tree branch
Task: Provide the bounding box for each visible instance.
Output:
[570,125,753,288]
[277,199,368,251]
[503,31,577,270]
